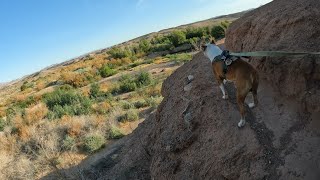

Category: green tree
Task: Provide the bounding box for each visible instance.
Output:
[220,20,230,29]
[185,27,210,39]
[107,47,132,59]
[211,25,225,40]
[99,65,117,78]
[169,30,186,47]
[139,39,151,53]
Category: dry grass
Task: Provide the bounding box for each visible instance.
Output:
[61,72,90,88]
[92,101,112,115]
[2,155,35,180]
[24,103,48,126]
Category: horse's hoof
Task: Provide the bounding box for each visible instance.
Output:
[222,95,228,100]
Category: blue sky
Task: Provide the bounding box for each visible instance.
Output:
[0,0,272,83]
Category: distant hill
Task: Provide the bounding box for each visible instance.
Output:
[28,10,249,75]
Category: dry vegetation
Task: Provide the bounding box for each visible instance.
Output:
[0,15,238,179]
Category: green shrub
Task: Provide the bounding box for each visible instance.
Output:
[62,135,76,151]
[117,110,139,123]
[20,81,34,91]
[128,61,143,69]
[151,35,171,44]
[169,30,187,47]
[83,134,105,153]
[138,39,151,53]
[165,53,192,63]
[6,108,16,120]
[135,72,152,88]
[109,126,124,139]
[90,83,101,99]
[59,84,74,91]
[120,100,133,110]
[134,100,148,109]
[220,20,230,29]
[145,96,162,108]
[107,47,133,59]
[211,25,225,40]
[15,96,36,109]
[145,59,154,64]
[118,75,136,93]
[0,118,5,131]
[119,81,136,93]
[99,65,117,78]
[112,73,152,95]
[43,88,92,119]
[185,27,210,39]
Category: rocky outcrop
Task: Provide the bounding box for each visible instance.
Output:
[225,0,320,113]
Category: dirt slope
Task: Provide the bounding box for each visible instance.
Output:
[225,0,320,113]
[43,0,320,179]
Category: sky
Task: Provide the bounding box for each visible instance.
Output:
[0,0,272,83]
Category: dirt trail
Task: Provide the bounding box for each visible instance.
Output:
[97,61,177,85]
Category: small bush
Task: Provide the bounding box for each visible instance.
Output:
[119,81,136,93]
[118,75,137,93]
[165,53,192,63]
[185,27,210,39]
[0,118,5,131]
[138,39,151,53]
[43,88,92,119]
[120,100,133,110]
[90,83,101,99]
[150,43,174,52]
[133,100,148,109]
[23,103,48,125]
[62,135,76,151]
[135,72,152,88]
[20,81,34,91]
[117,110,139,123]
[145,96,162,108]
[93,101,112,114]
[61,72,91,88]
[109,126,124,139]
[83,134,105,153]
[99,65,117,78]
[15,96,36,109]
